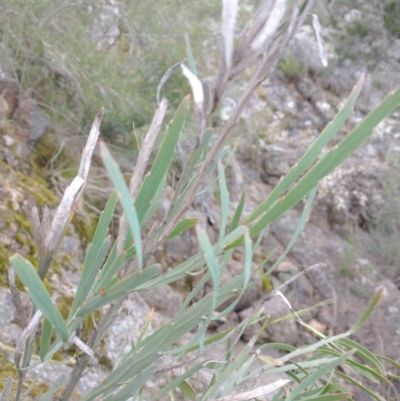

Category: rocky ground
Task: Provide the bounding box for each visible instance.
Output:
[1,1,400,400]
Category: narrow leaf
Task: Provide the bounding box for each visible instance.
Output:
[78,265,160,319]
[218,160,229,243]
[177,380,196,400]
[285,350,356,401]
[347,288,383,334]
[39,318,52,361]
[196,224,220,311]
[184,33,197,75]
[247,86,400,241]
[247,74,365,224]
[10,254,68,341]
[229,192,245,233]
[167,217,198,240]
[100,142,143,267]
[37,374,68,401]
[70,191,117,316]
[136,96,190,223]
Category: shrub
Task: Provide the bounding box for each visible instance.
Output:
[3,1,400,400]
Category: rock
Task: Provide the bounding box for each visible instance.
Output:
[13,99,51,146]
[0,80,19,116]
[140,284,184,318]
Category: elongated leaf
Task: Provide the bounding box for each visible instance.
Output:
[172,128,213,203]
[178,380,196,401]
[285,350,356,401]
[218,161,229,243]
[213,229,252,318]
[245,86,400,242]
[184,33,197,76]
[136,96,190,224]
[100,142,143,267]
[337,338,385,376]
[196,224,220,312]
[95,252,126,291]
[78,264,160,319]
[10,254,68,341]
[335,371,382,401]
[185,328,233,353]
[263,186,317,276]
[229,192,245,233]
[80,238,111,300]
[102,366,156,401]
[70,191,118,316]
[308,393,353,401]
[39,318,52,361]
[37,374,68,401]
[347,288,383,334]
[93,274,247,400]
[167,217,198,240]
[150,363,204,401]
[204,338,256,399]
[246,74,364,224]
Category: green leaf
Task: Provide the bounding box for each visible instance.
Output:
[173,128,213,201]
[335,371,382,401]
[337,338,385,376]
[100,142,143,268]
[245,86,400,243]
[262,186,317,276]
[285,350,356,401]
[95,252,126,292]
[10,254,68,342]
[185,33,197,76]
[136,95,190,224]
[69,191,118,316]
[39,318,52,361]
[246,73,365,224]
[185,328,233,353]
[150,363,204,401]
[78,264,160,319]
[37,374,68,401]
[229,192,245,233]
[177,380,196,400]
[166,217,198,240]
[347,288,383,334]
[218,160,229,243]
[101,366,156,401]
[196,224,220,312]
[72,238,110,315]
[307,393,353,401]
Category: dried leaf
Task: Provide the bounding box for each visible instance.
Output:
[8,266,28,328]
[311,14,328,67]
[78,108,104,181]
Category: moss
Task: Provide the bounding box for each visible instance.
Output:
[0,244,10,287]
[72,214,96,245]
[15,170,59,208]
[0,350,50,398]
[0,350,17,393]
[98,355,114,370]
[279,52,306,82]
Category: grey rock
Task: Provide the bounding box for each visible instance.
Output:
[14,99,51,145]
